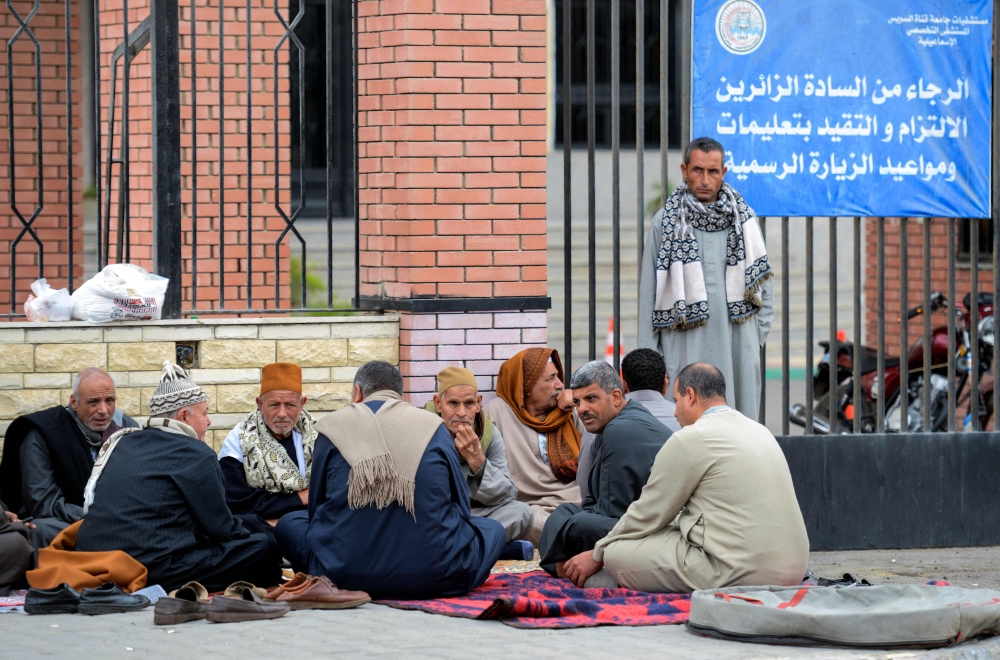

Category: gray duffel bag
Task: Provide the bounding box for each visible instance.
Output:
[688,584,1000,649]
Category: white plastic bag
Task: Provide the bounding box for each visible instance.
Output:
[71,264,170,323]
[23,278,74,322]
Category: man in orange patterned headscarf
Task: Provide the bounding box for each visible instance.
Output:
[483,348,583,545]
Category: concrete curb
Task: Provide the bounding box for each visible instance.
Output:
[888,637,1000,660]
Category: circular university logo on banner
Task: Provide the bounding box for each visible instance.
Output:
[716,0,766,55]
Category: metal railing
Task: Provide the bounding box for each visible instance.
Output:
[3,0,360,318]
[556,0,999,436]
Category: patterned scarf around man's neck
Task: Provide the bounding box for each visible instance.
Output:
[653,182,772,331]
[239,408,317,494]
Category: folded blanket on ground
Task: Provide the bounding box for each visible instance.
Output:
[376,570,691,629]
[25,521,147,593]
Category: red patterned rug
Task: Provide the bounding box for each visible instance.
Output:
[376,570,691,629]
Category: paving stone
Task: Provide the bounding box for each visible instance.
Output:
[34,343,107,373]
[277,340,348,367]
[199,340,277,369]
[0,344,33,373]
[348,338,399,365]
[108,342,176,371]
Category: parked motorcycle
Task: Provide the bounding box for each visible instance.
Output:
[789,291,994,434]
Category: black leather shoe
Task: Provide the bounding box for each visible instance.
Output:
[78,583,151,615]
[24,583,81,614]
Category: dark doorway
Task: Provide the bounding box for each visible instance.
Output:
[555,0,683,148]
[289,0,355,218]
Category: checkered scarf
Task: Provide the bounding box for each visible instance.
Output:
[653,183,771,330]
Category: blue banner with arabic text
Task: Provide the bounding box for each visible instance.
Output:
[692,0,993,217]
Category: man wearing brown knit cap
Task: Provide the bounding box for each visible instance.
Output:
[218,362,316,545]
[427,367,533,545]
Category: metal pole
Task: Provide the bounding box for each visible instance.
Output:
[781,216,789,436]
[948,216,957,431]
[150,0,182,318]
[190,0,198,310]
[923,217,932,430]
[679,0,691,147]
[122,0,130,261]
[65,0,74,292]
[659,0,667,199]
[563,0,572,370]
[218,0,225,308]
[805,216,814,434]
[353,0,360,307]
[326,0,334,308]
[611,0,620,371]
[245,0,253,308]
[900,217,908,431]
[93,0,102,269]
[586,0,596,361]
[877,217,886,432]
[993,0,1000,430]
[636,0,644,304]
[828,216,837,433]
[853,216,862,433]
[759,216,766,424]
[971,219,980,430]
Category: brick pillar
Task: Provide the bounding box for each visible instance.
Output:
[98,0,292,311]
[0,0,83,311]
[356,0,551,403]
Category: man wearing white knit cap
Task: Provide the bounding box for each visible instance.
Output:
[77,362,282,592]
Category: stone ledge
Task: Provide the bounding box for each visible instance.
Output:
[0,316,399,330]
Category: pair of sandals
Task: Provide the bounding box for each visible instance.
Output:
[153,581,288,625]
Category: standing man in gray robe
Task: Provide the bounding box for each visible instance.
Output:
[539,361,671,578]
[428,367,533,545]
[638,137,773,419]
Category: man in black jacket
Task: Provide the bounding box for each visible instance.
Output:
[217,362,314,545]
[0,368,137,547]
[538,360,672,578]
[77,362,280,592]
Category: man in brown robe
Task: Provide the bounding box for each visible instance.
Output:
[482,348,583,545]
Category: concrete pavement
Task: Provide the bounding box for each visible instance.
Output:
[7,600,1000,660]
[8,546,1000,660]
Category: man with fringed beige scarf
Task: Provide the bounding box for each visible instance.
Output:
[274,361,506,599]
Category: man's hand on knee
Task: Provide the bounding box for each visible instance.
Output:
[563,550,603,588]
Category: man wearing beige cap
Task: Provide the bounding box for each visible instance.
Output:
[428,367,533,546]
[219,362,316,544]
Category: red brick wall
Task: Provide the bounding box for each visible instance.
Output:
[97,0,292,311]
[0,0,83,312]
[356,0,548,300]
[356,0,552,402]
[402,310,547,406]
[864,218,993,355]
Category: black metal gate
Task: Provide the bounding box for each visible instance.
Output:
[3,0,360,318]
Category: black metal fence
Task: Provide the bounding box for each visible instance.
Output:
[2,0,360,318]
[556,0,999,437]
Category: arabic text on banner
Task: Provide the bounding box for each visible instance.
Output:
[692,0,993,218]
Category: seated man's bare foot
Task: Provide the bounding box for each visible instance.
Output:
[555,561,567,578]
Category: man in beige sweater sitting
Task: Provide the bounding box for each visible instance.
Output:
[563,362,809,593]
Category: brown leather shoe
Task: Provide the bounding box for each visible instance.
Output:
[276,575,370,611]
[154,582,210,625]
[264,572,310,601]
[206,583,289,623]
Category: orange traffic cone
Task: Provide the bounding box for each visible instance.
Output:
[604,318,625,366]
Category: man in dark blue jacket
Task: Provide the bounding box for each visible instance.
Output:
[276,361,504,599]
